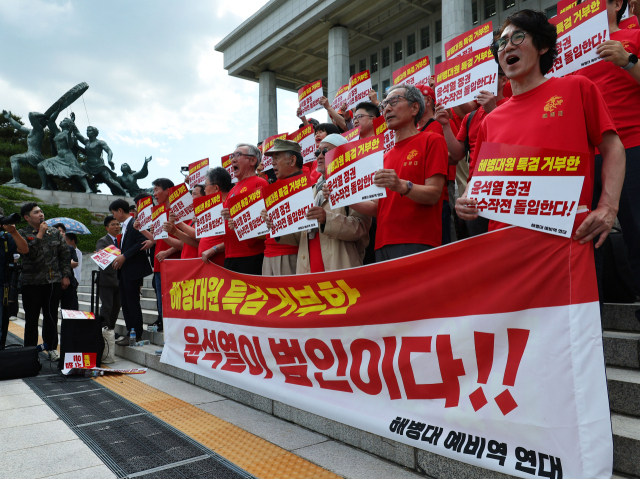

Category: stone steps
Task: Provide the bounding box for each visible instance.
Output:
[603,331,640,369]
[608,367,640,418]
[76,291,158,311]
[77,284,157,299]
[603,303,640,332]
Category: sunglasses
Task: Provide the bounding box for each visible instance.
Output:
[315,148,329,157]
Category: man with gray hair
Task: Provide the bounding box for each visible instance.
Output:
[220,143,269,274]
[350,84,449,262]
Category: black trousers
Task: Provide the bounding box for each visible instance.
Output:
[224,254,264,275]
[99,285,121,330]
[375,243,433,262]
[60,282,79,310]
[119,278,143,337]
[22,283,62,349]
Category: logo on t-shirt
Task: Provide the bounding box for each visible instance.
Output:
[240,187,248,193]
[543,96,564,118]
[404,149,420,166]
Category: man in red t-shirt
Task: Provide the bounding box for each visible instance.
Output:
[435,69,510,236]
[220,143,269,274]
[260,139,301,275]
[353,102,380,139]
[577,0,640,291]
[457,10,625,252]
[351,84,448,262]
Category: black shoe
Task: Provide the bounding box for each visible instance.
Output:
[116,336,130,346]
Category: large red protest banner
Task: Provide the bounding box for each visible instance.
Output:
[444,21,493,60]
[160,226,612,478]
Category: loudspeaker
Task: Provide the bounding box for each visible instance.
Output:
[57,317,105,370]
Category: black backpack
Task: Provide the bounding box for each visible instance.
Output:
[0,345,42,380]
[602,227,638,303]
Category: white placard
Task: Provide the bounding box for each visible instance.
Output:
[327,150,386,209]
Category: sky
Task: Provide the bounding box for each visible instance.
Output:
[0,0,328,190]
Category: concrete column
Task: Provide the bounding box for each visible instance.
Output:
[441,0,473,57]
[327,25,350,104]
[258,70,278,143]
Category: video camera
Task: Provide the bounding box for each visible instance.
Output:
[0,213,21,226]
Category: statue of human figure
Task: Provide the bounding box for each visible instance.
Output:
[73,125,127,195]
[2,110,48,187]
[116,156,153,197]
[37,106,92,193]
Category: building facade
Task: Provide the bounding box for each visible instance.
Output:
[215,0,559,142]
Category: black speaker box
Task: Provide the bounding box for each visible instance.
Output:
[57,317,104,369]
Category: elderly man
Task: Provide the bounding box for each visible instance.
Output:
[264,134,371,274]
[350,84,449,262]
[221,143,269,274]
[261,139,302,275]
[457,10,625,252]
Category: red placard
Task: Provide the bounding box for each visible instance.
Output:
[136,195,153,231]
[444,21,493,60]
[194,193,225,238]
[341,126,361,142]
[188,158,209,188]
[392,56,430,87]
[298,80,323,116]
[227,187,268,241]
[263,174,317,237]
[261,132,289,171]
[331,83,349,110]
[288,125,316,164]
[151,204,168,240]
[372,116,395,154]
[347,70,372,110]
[168,183,194,224]
[221,153,236,183]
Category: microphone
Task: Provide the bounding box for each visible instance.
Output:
[36,343,49,353]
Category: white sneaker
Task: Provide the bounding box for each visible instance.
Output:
[49,350,60,361]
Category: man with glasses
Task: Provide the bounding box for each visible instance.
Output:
[353,102,380,139]
[260,139,302,276]
[456,10,625,254]
[350,84,449,262]
[220,144,269,274]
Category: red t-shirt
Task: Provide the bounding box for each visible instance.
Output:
[576,28,640,149]
[154,234,182,272]
[450,109,463,132]
[303,161,322,185]
[422,121,451,202]
[198,235,225,267]
[265,235,298,257]
[224,175,269,258]
[457,98,510,159]
[469,76,617,230]
[376,131,449,249]
[308,234,325,272]
[180,220,199,259]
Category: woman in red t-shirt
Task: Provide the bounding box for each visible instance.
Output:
[456,9,625,249]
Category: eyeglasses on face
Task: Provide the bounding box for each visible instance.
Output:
[354,114,374,121]
[315,148,329,157]
[380,94,411,110]
[495,31,527,52]
[230,152,255,159]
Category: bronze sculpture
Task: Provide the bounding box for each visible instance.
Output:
[116,156,153,196]
[2,110,48,188]
[74,125,127,195]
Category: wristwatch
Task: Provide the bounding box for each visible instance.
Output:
[623,53,638,71]
[212,245,218,255]
[401,181,414,196]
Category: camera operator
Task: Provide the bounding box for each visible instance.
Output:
[18,202,71,361]
[0,207,29,350]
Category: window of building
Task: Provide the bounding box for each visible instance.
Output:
[359,58,367,72]
[372,83,378,95]
[545,5,557,18]
[350,64,355,77]
[407,33,416,56]
[472,2,478,24]
[435,20,442,43]
[504,0,515,9]
[382,47,390,68]
[420,26,430,49]
[382,79,390,94]
[394,40,403,62]
[371,53,378,73]
[435,55,442,64]
[485,0,497,18]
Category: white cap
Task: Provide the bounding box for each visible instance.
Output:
[321,134,348,148]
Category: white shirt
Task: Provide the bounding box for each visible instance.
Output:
[74,247,82,284]
[108,234,118,246]
[120,216,132,247]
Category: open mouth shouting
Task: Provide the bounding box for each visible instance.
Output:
[506,54,520,66]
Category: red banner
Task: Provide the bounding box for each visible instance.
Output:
[263,174,317,237]
[168,183,194,224]
[298,80,323,116]
[227,187,268,241]
[194,193,225,238]
[392,56,430,87]
[151,204,168,240]
[341,126,361,142]
[136,195,153,231]
[160,226,612,478]
[444,21,493,60]
[372,116,395,153]
[222,153,236,183]
[188,158,209,189]
[347,70,372,110]
[262,132,289,171]
[288,125,316,164]
[332,84,349,110]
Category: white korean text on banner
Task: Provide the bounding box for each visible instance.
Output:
[373,116,395,153]
[445,21,493,60]
[392,56,431,87]
[261,132,289,171]
[90,245,121,270]
[435,46,498,109]
[136,196,153,231]
[332,84,349,110]
[469,142,585,237]
[341,126,361,143]
[168,183,194,224]
[222,153,237,184]
[288,125,316,165]
[161,225,612,479]
[151,204,168,240]
[188,158,209,189]
[263,174,317,238]
[325,135,386,209]
[228,187,268,241]
[347,70,372,110]
[298,80,323,117]
[194,193,225,238]
[548,0,609,77]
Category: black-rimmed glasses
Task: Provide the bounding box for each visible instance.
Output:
[380,94,411,110]
[495,31,527,52]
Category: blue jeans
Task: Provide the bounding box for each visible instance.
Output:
[154,272,163,321]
